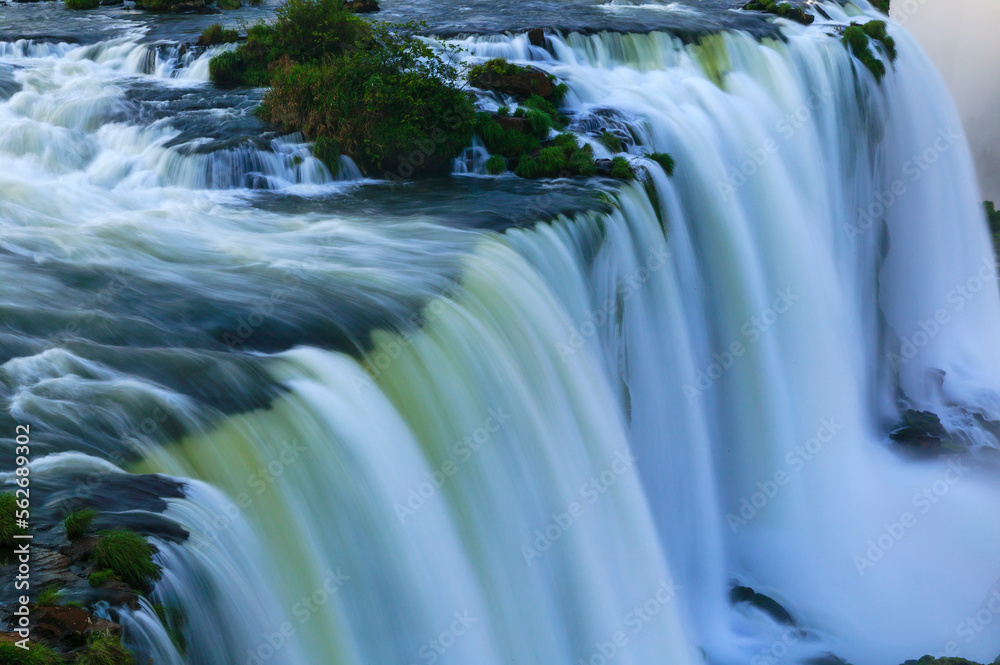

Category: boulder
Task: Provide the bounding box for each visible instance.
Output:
[31,606,122,649]
[470,67,553,99]
[528,29,545,47]
[890,409,951,455]
[729,585,796,626]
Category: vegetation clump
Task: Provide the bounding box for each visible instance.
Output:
[872,0,890,13]
[741,0,814,25]
[1,491,26,548]
[36,586,65,606]
[608,156,635,180]
[468,57,567,101]
[198,24,241,46]
[0,641,61,665]
[210,0,476,177]
[90,528,161,590]
[484,154,506,175]
[985,201,1000,252]
[63,508,98,540]
[598,130,623,153]
[65,0,100,9]
[646,151,675,176]
[75,631,135,665]
[842,20,896,82]
[89,569,117,587]
[514,133,598,179]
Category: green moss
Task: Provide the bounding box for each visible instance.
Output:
[862,19,897,62]
[599,130,623,153]
[0,642,61,665]
[63,508,97,541]
[65,0,100,9]
[1,492,26,548]
[88,569,117,587]
[872,0,890,13]
[36,586,64,607]
[75,631,134,665]
[90,529,161,590]
[485,155,506,175]
[609,156,635,180]
[468,57,530,80]
[647,151,675,176]
[842,23,887,82]
[199,24,241,46]
[742,0,814,25]
[311,136,340,174]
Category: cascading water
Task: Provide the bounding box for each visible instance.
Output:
[4,2,1000,665]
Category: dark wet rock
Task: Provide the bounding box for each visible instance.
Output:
[31,605,122,648]
[469,60,554,99]
[30,549,77,589]
[344,0,379,12]
[100,0,124,6]
[528,28,545,46]
[729,585,797,626]
[890,409,954,455]
[741,0,815,25]
[805,654,852,665]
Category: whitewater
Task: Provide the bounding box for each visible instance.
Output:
[2,2,1000,665]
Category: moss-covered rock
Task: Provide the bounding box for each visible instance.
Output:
[889,409,955,455]
[841,20,896,82]
[468,58,556,99]
[742,0,814,25]
[65,0,100,10]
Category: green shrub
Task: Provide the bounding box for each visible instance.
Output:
[0,642,61,665]
[872,0,890,13]
[742,0,814,25]
[512,133,597,179]
[515,155,540,179]
[90,529,161,590]
[76,631,134,665]
[135,0,182,10]
[474,113,540,158]
[63,508,98,540]
[468,57,529,79]
[36,586,64,606]
[599,130,623,152]
[217,0,242,8]
[647,151,675,176]
[65,0,100,9]
[609,156,635,180]
[1,492,25,548]
[199,24,241,45]
[485,155,506,175]
[497,106,509,117]
[89,569,117,587]
[862,19,897,62]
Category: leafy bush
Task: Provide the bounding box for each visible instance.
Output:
[63,508,98,540]
[36,586,64,606]
[90,529,161,590]
[65,0,100,9]
[76,631,135,665]
[311,136,341,174]
[0,642,61,665]
[514,133,597,179]
[1,492,25,548]
[199,24,241,45]
[647,151,675,176]
[485,155,506,175]
[218,0,242,8]
[89,569,117,587]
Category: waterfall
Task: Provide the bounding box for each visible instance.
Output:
[4,2,1000,665]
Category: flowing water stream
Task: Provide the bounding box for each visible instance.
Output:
[3,1,1000,664]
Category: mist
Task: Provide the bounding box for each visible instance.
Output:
[892,0,1000,202]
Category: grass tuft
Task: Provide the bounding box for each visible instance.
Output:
[0,642,61,665]
[199,24,241,46]
[485,155,506,175]
[647,151,675,176]
[63,508,98,540]
[36,586,64,607]
[90,528,161,590]
[76,631,135,665]
[1,492,26,548]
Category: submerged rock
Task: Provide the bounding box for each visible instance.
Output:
[528,28,545,46]
[890,409,952,455]
[729,585,797,626]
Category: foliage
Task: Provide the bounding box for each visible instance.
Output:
[0,642,61,665]
[468,57,530,79]
[871,0,890,13]
[474,113,540,158]
[90,529,161,590]
[65,0,100,9]
[311,136,341,174]
[842,24,886,82]
[514,133,597,179]
[985,201,1000,253]
[36,586,64,607]
[599,130,623,153]
[742,0,814,25]
[497,106,509,117]
[609,156,635,180]
[89,569,117,587]
[135,0,183,10]
[199,24,241,45]
[862,19,897,62]
[75,631,134,665]
[63,508,98,541]
[217,0,242,8]
[1,492,25,548]
[485,155,506,175]
[647,151,675,176]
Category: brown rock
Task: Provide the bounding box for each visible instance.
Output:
[32,606,122,648]
[470,69,554,99]
[345,0,378,12]
[494,115,531,132]
[528,29,545,47]
[30,549,77,588]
